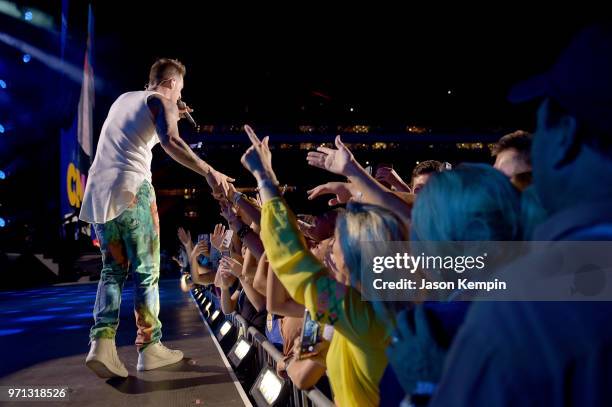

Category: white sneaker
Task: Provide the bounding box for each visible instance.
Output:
[137,342,184,371]
[85,338,129,378]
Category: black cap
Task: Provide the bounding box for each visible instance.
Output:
[508,24,612,133]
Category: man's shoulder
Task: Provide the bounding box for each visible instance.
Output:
[145,92,171,111]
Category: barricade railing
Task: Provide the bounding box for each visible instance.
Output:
[193,285,334,407]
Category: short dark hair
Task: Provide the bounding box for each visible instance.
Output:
[412,160,444,181]
[491,130,533,164]
[148,58,186,87]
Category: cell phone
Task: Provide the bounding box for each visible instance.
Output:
[197,234,211,266]
[299,308,321,359]
[221,229,234,251]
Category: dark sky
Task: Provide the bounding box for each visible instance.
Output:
[84,5,604,132]
[9,2,606,134]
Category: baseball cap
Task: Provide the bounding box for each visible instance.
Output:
[508,24,612,133]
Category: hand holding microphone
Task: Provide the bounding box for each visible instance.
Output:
[177,99,199,130]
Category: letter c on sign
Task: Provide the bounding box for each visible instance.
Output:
[66,163,83,208]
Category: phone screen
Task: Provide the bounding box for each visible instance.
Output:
[300,309,320,358]
[197,234,211,266]
[221,229,234,251]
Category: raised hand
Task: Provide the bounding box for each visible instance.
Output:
[375,166,410,191]
[207,169,235,201]
[211,223,226,252]
[220,255,243,278]
[307,182,356,206]
[386,305,447,395]
[217,267,236,289]
[306,136,356,176]
[177,227,192,248]
[190,240,210,260]
[241,125,278,184]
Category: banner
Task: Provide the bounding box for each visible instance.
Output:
[60,4,94,241]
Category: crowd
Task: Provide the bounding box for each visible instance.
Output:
[173,25,612,406]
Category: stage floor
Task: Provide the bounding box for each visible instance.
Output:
[0,279,249,406]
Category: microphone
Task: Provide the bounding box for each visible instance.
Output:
[177,100,198,129]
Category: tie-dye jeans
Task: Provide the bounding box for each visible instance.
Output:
[90,181,162,351]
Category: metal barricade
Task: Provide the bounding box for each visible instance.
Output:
[191,287,335,407]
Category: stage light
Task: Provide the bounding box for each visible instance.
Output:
[219,321,232,336]
[204,301,213,316]
[22,54,31,63]
[250,366,290,407]
[0,79,6,88]
[349,107,354,112]
[215,320,237,353]
[0,124,4,133]
[0,170,5,179]
[209,309,223,329]
[0,218,5,228]
[228,337,255,369]
[24,10,32,21]
[447,89,452,95]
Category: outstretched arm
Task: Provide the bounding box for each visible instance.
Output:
[306,136,413,225]
[147,95,233,196]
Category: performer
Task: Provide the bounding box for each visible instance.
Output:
[80,58,232,378]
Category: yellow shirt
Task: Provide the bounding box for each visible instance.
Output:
[261,197,389,407]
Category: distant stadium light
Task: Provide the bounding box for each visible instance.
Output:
[22,53,31,63]
[0,79,6,88]
[24,10,32,20]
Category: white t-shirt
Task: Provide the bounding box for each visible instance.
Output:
[79,90,161,224]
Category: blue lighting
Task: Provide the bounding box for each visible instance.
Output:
[58,325,87,330]
[0,329,25,336]
[0,79,6,89]
[0,124,4,133]
[16,315,55,322]
[22,54,31,63]
[63,299,89,304]
[44,307,72,312]
[0,170,5,179]
[69,312,93,319]
[0,218,5,228]
[24,11,33,21]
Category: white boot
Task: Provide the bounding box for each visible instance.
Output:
[137,342,184,371]
[85,338,129,378]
